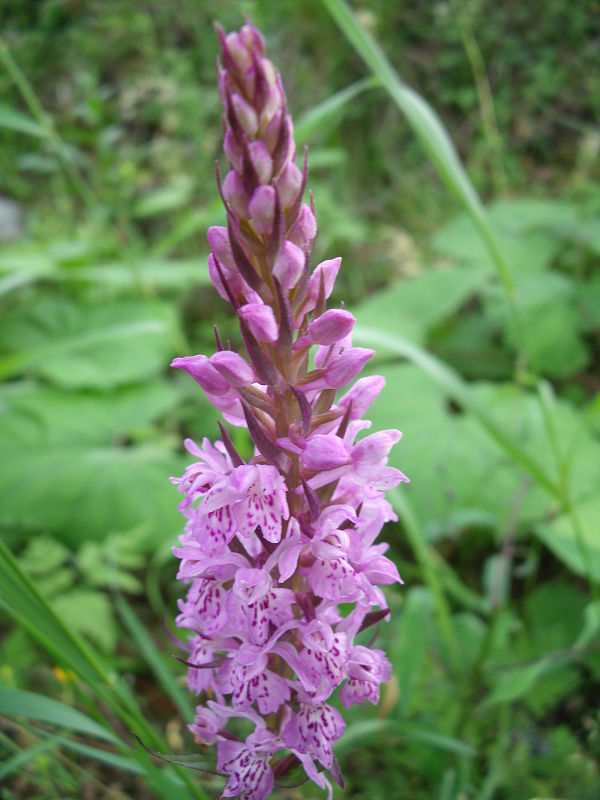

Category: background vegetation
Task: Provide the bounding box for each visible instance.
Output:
[1,1,599,798]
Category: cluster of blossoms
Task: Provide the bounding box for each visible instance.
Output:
[171,22,408,800]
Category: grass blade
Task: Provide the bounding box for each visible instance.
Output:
[295,77,378,145]
[0,736,61,781]
[0,101,45,137]
[0,540,208,800]
[0,688,119,744]
[320,0,517,306]
[115,596,195,723]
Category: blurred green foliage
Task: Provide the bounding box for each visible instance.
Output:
[1,0,599,798]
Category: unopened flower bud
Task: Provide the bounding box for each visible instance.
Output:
[223,171,249,218]
[239,302,278,342]
[249,185,276,234]
[277,161,302,209]
[273,240,304,289]
[171,355,230,396]
[210,351,256,387]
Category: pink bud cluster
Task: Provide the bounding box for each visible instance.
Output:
[171,22,408,800]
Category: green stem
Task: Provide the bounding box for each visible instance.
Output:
[451,0,507,194]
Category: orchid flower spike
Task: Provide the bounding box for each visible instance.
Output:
[170,20,409,799]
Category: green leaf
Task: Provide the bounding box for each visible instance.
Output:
[0,687,118,743]
[336,719,474,758]
[78,528,148,594]
[65,258,212,291]
[434,199,564,274]
[320,0,515,302]
[486,272,589,378]
[0,380,178,446]
[0,383,186,545]
[356,327,560,497]
[0,540,207,800]
[485,660,549,705]
[115,597,194,722]
[0,298,177,388]
[295,77,378,144]
[19,536,69,576]
[55,736,143,774]
[133,182,194,219]
[536,495,600,582]
[357,267,487,345]
[394,588,433,715]
[132,734,217,773]
[52,590,117,652]
[0,102,46,137]
[0,736,61,781]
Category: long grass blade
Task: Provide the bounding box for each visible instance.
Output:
[320,0,517,309]
[0,736,61,781]
[295,77,378,145]
[0,540,207,800]
[0,688,119,744]
[115,596,195,723]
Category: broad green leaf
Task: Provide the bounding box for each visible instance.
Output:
[434,199,566,274]
[536,495,600,583]
[357,267,487,345]
[0,687,118,743]
[0,380,178,446]
[393,587,433,715]
[0,240,211,294]
[52,590,117,652]
[0,438,185,546]
[356,327,560,501]
[525,582,588,654]
[486,272,589,378]
[0,383,186,544]
[365,363,552,538]
[65,258,211,291]
[0,298,177,388]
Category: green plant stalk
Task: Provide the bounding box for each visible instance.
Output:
[451,0,507,193]
[389,489,461,674]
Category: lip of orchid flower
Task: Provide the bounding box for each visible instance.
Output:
[170,20,408,800]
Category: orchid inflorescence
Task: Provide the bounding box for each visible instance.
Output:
[170,21,408,800]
